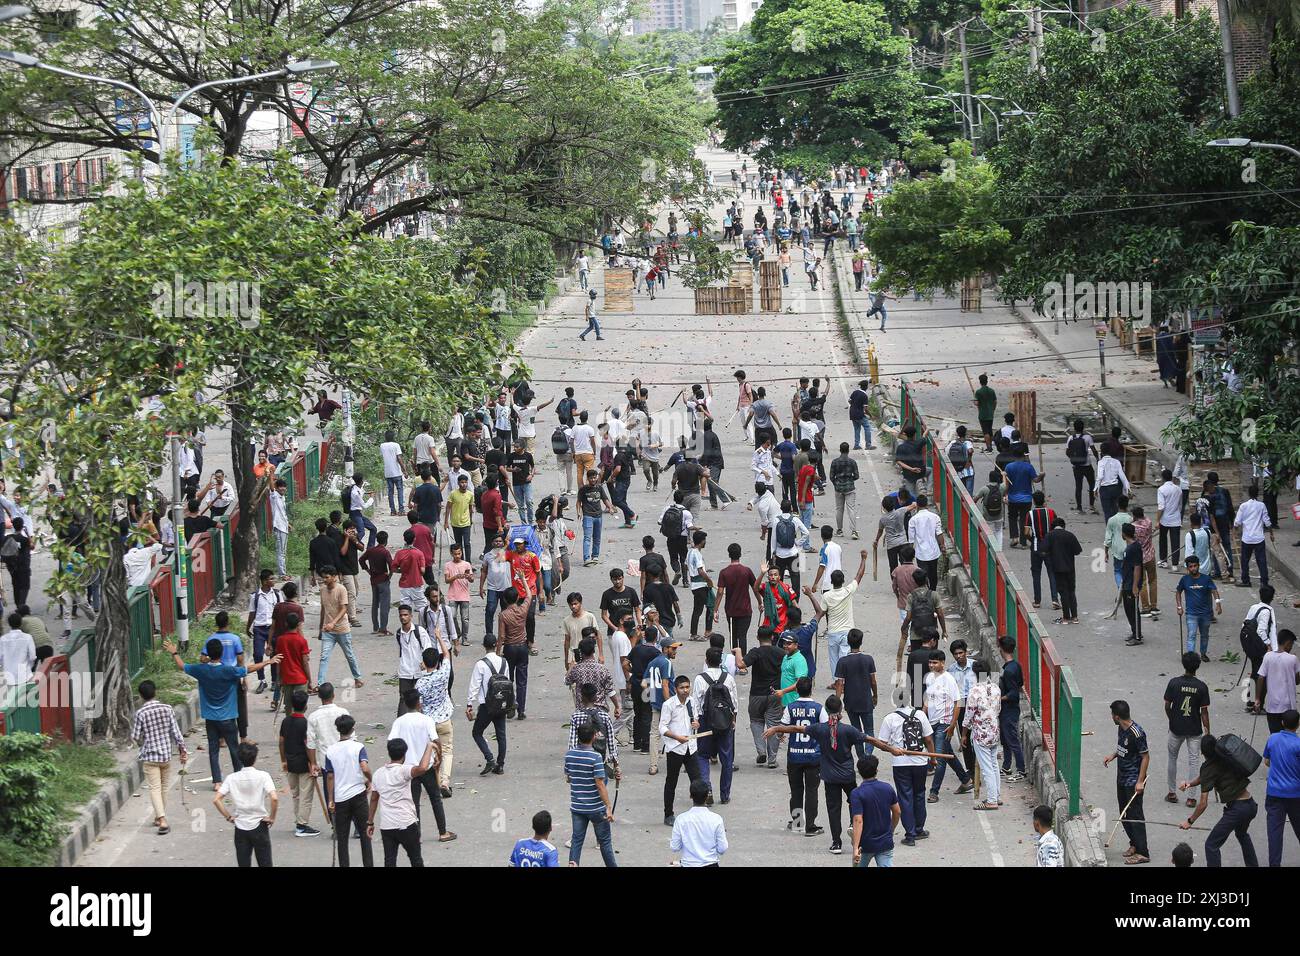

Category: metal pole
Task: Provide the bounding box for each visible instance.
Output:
[1216,0,1240,117]
[1098,338,1107,388]
[170,433,190,650]
[1032,8,1045,76]
[959,23,977,153]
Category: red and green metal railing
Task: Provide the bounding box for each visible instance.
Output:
[900,381,1084,816]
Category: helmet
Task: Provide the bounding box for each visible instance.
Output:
[589,290,597,299]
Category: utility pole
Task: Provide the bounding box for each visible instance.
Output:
[1216,0,1241,116]
[169,433,190,650]
[1031,7,1045,76]
[958,21,977,152]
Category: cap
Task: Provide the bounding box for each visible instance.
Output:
[666,641,684,650]
[512,536,525,545]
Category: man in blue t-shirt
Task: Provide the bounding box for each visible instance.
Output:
[1003,455,1040,548]
[772,677,824,837]
[1263,710,1300,866]
[647,641,679,774]
[850,754,901,867]
[208,610,249,743]
[775,431,799,506]
[1175,555,1222,659]
[509,810,561,867]
[163,636,277,785]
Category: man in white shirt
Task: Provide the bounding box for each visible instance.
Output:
[671,778,729,866]
[1234,485,1274,588]
[324,713,373,867]
[570,413,599,479]
[306,683,350,776]
[812,527,844,594]
[755,482,782,555]
[1245,587,1280,653]
[389,689,455,845]
[1096,452,1131,522]
[807,550,868,681]
[0,612,37,685]
[199,469,235,517]
[923,650,972,801]
[467,634,510,774]
[514,398,553,456]
[575,252,591,290]
[690,646,739,804]
[660,675,702,825]
[412,421,440,473]
[269,478,291,577]
[123,539,162,588]
[212,742,278,867]
[379,430,409,517]
[1259,631,1300,734]
[1156,469,1183,569]
[367,734,439,867]
[751,439,776,491]
[907,494,943,591]
[878,704,935,844]
[393,604,433,716]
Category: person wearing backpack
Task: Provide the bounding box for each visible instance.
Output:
[659,492,692,585]
[1179,733,1260,866]
[1065,420,1099,514]
[1024,491,1058,611]
[878,700,936,846]
[691,647,739,805]
[551,423,576,496]
[947,426,975,494]
[1175,555,1221,662]
[466,634,511,776]
[972,470,1005,549]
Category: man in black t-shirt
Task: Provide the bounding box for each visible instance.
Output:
[1120,524,1145,645]
[576,469,612,565]
[672,457,708,512]
[641,568,680,634]
[834,629,878,758]
[998,635,1026,777]
[1163,652,1210,805]
[278,688,319,835]
[599,569,641,636]
[638,535,668,594]
[485,441,510,508]
[743,625,786,766]
[507,439,536,525]
[183,498,216,542]
[410,469,443,535]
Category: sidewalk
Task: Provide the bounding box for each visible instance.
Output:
[1010,304,1300,589]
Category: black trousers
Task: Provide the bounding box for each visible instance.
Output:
[1117,780,1148,857]
[1072,464,1096,509]
[381,822,425,867]
[774,554,800,593]
[334,793,374,867]
[780,473,796,508]
[728,614,752,654]
[918,558,939,592]
[1057,569,1078,620]
[823,778,856,845]
[233,821,272,867]
[398,677,418,717]
[690,587,714,636]
[1122,589,1143,641]
[886,545,903,573]
[410,770,447,835]
[664,749,701,814]
[632,691,652,751]
[472,707,507,765]
[1159,525,1181,564]
[667,536,688,583]
[1007,501,1030,544]
[787,762,821,830]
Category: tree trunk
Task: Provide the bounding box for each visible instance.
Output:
[92,536,134,741]
[228,400,262,601]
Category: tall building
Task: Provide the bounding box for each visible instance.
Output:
[633,0,686,33]
[722,0,762,31]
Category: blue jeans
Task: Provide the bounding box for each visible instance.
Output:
[799,503,815,548]
[827,631,849,678]
[781,267,789,286]
[318,630,361,684]
[930,721,970,792]
[696,727,735,801]
[484,587,511,639]
[611,480,634,523]
[349,509,378,549]
[857,848,893,867]
[1185,614,1212,655]
[1000,709,1025,772]
[385,476,405,514]
[580,316,602,339]
[583,514,603,561]
[893,765,927,838]
[848,234,859,251]
[865,303,887,329]
[579,269,589,289]
[512,482,534,524]
[205,718,242,783]
[1112,556,1124,590]
[962,475,975,494]
[851,418,872,448]
[1266,794,1300,866]
[570,809,617,867]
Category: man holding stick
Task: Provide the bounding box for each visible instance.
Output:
[879,701,937,846]
[1104,699,1150,864]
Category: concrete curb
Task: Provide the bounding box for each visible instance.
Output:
[942,560,1107,867]
[57,688,201,867]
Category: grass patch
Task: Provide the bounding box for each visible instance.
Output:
[0,740,118,867]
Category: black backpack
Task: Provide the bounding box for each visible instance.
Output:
[896,707,925,752]
[482,657,516,718]
[909,590,939,638]
[1239,607,1270,662]
[983,482,1003,517]
[775,515,797,550]
[551,426,570,456]
[1216,733,1262,779]
[701,671,736,732]
[340,485,355,514]
[659,504,684,539]
[948,441,969,470]
[1066,434,1089,466]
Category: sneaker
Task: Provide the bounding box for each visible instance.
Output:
[851,532,859,540]
[1005,771,1025,782]
[829,842,843,855]
[805,825,825,837]
[1157,560,1168,569]
[956,782,974,795]
[706,792,715,807]
[901,836,917,846]
[255,681,267,695]
[492,764,505,775]
[664,813,675,826]
[479,761,496,776]
[440,786,452,799]
[756,754,767,766]
[1125,637,1140,646]
[295,824,321,837]
[915,829,930,840]
[1200,652,1211,663]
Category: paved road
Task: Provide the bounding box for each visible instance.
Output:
[79,147,1040,868]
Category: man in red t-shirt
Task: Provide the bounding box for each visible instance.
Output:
[407,512,435,568]
[275,611,312,713]
[393,528,429,615]
[715,542,762,654]
[479,476,506,552]
[797,462,817,550]
[506,536,542,651]
[270,582,306,713]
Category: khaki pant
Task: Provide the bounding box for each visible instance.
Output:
[521,436,535,456]
[286,770,316,826]
[651,707,664,772]
[142,760,171,821]
[574,453,596,482]
[436,719,455,788]
[343,573,361,626]
[1141,559,1159,611]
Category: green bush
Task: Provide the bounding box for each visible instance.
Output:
[0,733,60,848]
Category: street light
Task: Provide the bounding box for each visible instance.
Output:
[1207,137,1300,161]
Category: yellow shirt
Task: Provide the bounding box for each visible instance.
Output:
[449,489,473,528]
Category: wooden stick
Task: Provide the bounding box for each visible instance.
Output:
[1104,790,1140,847]
[686,730,713,739]
[898,750,957,759]
[1121,817,1209,832]
[872,543,879,581]
[1037,441,1047,496]
[963,368,978,400]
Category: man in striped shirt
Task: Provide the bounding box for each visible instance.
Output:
[131,680,187,836]
[564,722,616,867]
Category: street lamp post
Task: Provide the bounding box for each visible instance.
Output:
[1207,137,1300,161]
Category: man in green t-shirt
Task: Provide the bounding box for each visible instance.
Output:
[775,632,810,706]
[974,373,997,453]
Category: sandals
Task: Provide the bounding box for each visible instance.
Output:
[1164,792,1178,804]
[438,831,458,843]
[974,802,999,811]
[1186,797,1197,808]
[648,766,659,775]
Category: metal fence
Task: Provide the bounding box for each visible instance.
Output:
[900,381,1085,815]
